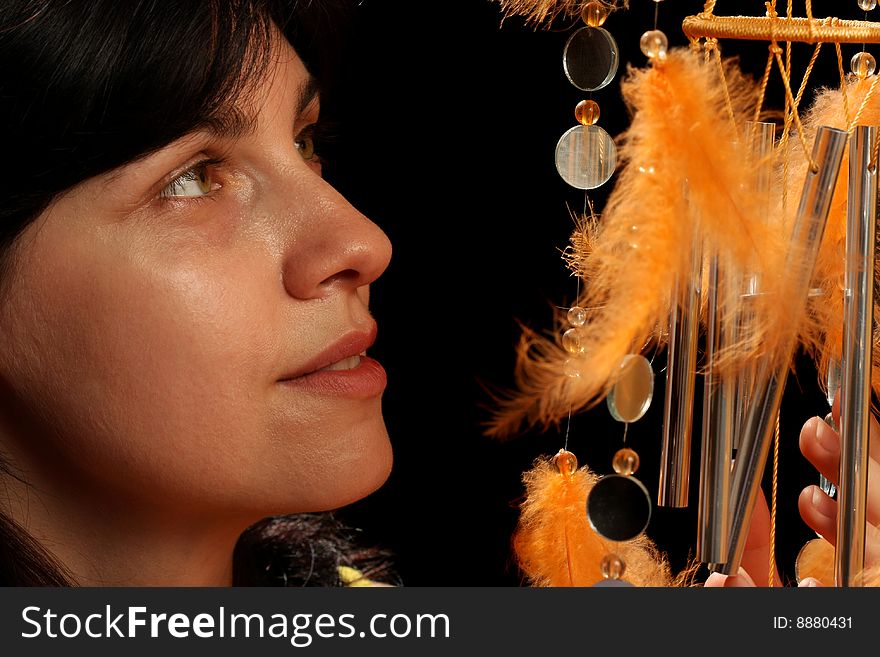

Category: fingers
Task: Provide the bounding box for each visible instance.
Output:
[798,485,837,540]
[704,567,757,587]
[798,484,880,567]
[799,416,880,526]
[798,577,822,587]
[828,393,880,465]
[738,487,780,586]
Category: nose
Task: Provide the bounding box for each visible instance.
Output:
[280,175,392,300]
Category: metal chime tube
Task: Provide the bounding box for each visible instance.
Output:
[732,122,776,452]
[659,240,702,507]
[836,125,878,587]
[720,126,847,575]
[697,254,733,564]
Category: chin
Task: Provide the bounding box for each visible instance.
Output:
[268,422,393,514]
[328,427,393,509]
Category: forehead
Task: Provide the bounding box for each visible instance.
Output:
[229,35,320,136]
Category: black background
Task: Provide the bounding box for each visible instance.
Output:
[321,0,871,585]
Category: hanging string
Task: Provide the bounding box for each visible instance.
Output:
[777,39,821,208]
[775,42,821,170]
[848,73,880,132]
[562,196,588,453]
[752,46,777,123]
[769,411,780,587]
[835,42,852,128]
[710,43,738,132]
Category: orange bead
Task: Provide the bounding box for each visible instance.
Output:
[582,1,608,27]
[613,447,640,475]
[553,449,578,476]
[575,99,600,126]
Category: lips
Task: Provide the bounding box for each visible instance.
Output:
[276,324,386,398]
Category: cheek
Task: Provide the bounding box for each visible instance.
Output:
[1,217,391,515]
[2,223,287,505]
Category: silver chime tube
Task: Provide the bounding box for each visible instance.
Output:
[659,240,702,507]
[719,126,847,575]
[836,125,878,587]
[732,122,776,452]
[732,275,759,452]
[697,254,733,564]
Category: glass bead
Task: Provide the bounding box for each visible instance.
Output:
[606,354,654,423]
[562,328,584,354]
[567,305,587,327]
[553,449,578,476]
[555,124,617,190]
[563,357,582,378]
[563,27,619,92]
[600,553,626,580]
[575,99,600,126]
[612,447,640,475]
[639,29,668,60]
[582,1,608,27]
[851,51,876,78]
[587,474,652,541]
[859,0,877,11]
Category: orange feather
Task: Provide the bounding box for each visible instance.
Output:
[513,451,691,586]
[488,48,781,437]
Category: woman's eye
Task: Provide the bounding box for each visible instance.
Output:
[295,126,317,161]
[160,162,214,198]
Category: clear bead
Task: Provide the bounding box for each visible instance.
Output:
[555,124,617,189]
[562,328,584,354]
[600,553,626,580]
[567,305,587,327]
[553,449,578,476]
[859,0,877,11]
[613,447,640,475]
[606,354,654,423]
[851,51,876,78]
[575,99,600,126]
[563,357,582,378]
[582,1,608,27]
[640,30,668,60]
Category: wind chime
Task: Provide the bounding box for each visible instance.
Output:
[491,0,879,587]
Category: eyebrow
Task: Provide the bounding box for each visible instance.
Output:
[205,74,321,140]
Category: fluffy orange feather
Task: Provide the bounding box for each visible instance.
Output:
[488,48,782,437]
[493,1,626,26]
[513,451,686,586]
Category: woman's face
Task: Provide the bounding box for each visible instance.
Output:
[0,36,392,523]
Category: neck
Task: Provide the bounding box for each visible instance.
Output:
[2,471,250,586]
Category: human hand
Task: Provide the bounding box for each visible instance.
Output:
[707,401,880,587]
[797,399,880,571]
[702,486,788,587]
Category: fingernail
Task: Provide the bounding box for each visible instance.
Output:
[810,485,836,519]
[815,416,840,454]
[799,577,821,587]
